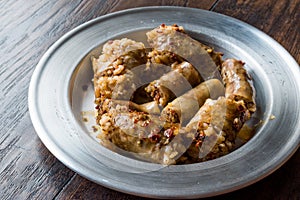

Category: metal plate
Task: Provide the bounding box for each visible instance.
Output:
[28,7,300,199]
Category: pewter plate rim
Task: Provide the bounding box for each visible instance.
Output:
[28,6,300,199]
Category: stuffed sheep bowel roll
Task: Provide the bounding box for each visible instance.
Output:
[144,61,202,106]
[221,58,256,113]
[182,96,250,163]
[161,79,225,125]
[146,24,223,81]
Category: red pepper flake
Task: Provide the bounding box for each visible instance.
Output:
[195,140,202,147]
[194,130,206,141]
[154,91,161,101]
[148,128,162,143]
[240,110,250,123]
[233,118,240,130]
[149,134,161,143]
[133,118,139,124]
[164,128,174,138]
[141,120,149,127]
[237,104,245,111]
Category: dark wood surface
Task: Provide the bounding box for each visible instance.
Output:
[0,0,299,199]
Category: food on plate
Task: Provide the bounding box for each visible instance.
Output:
[144,61,202,107]
[92,39,147,122]
[182,97,250,163]
[160,79,225,124]
[92,24,256,165]
[221,59,256,113]
[92,38,146,73]
[146,24,223,80]
[97,98,168,154]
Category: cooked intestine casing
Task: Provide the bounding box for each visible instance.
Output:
[182,97,250,163]
[146,24,223,81]
[161,79,225,125]
[144,61,202,106]
[221,58,256,113]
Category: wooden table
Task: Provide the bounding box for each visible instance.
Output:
[1,0,299,199]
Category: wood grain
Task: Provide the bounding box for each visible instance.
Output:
[0,0,299,199]
[109,0,218,12]
[57,151,300,199]
[213,0,300,63]
[0,0,117,199]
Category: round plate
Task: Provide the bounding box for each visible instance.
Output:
[28,7,300,199]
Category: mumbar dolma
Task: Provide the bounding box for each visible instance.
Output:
[97,99,172,154]
[157,96,251,164]
[97,96,251,165]
[92,25,257,165]
[92,38,146,74]
[145,61,202,107]
[93,42,186,120]
[221,59,256,113]
[161,79,225,124]
[146,24,223,80]
[180,97,251,163]
[92,39,147,124]
[93,38,207,111]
